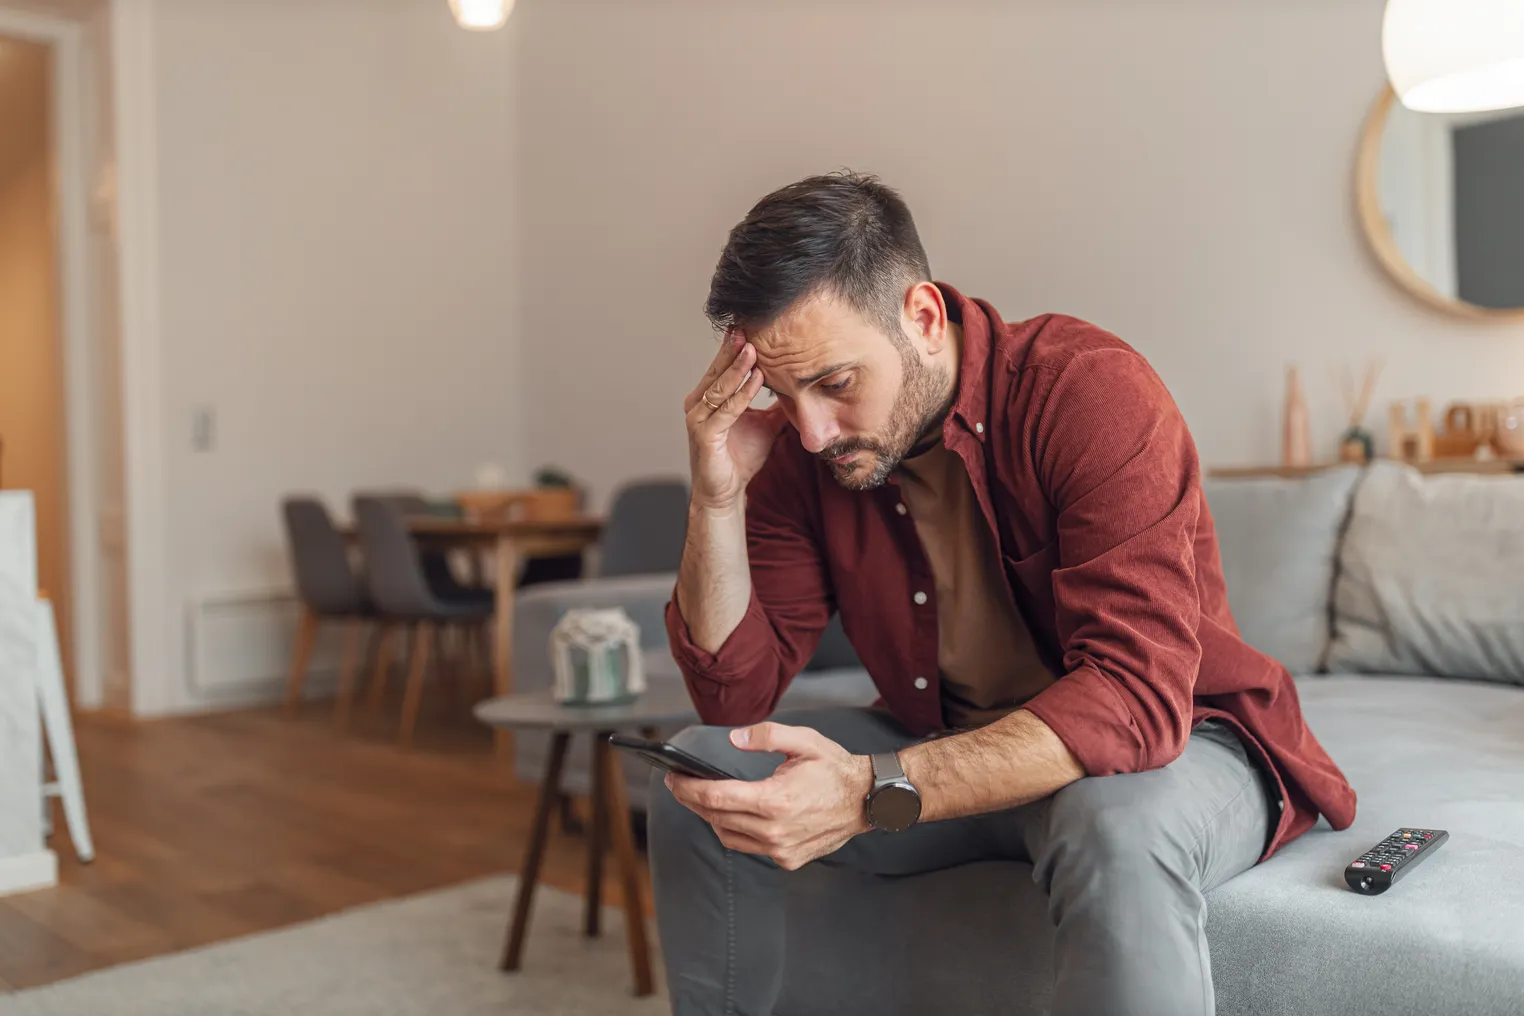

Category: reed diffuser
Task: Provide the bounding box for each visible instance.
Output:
[1339,359,1382,464]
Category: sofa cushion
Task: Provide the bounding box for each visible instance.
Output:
[777,675,1524,1015]
[1327,462,1524,685]
[1202,465,1363,674]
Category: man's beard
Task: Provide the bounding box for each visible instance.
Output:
[819,347,954,492]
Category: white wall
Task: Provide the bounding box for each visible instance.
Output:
[136,0,520,714]
[513,0,1524,507]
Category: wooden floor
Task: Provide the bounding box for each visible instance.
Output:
[0,693,649,993]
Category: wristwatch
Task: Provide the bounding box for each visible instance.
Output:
[865,752,922,833]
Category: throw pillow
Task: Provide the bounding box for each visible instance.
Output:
[1326,461,1524,685]
[1203,465,1364,674]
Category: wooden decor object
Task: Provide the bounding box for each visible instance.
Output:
[456,488,582,523]
[1283,366,1312,468]
[1433,403,1486,459]
[1388,398,1435,463]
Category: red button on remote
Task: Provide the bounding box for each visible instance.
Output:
[1380,864,1393,871]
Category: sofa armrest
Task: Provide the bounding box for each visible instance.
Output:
[510,573,676,696]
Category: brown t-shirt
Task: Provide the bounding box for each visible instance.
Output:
[897,442,1055,729]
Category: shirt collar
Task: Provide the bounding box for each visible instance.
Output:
[936,281,996,444]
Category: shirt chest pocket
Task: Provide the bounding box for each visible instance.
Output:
[1002,540,1059,637]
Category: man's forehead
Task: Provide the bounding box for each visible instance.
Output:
[748,293,868,370]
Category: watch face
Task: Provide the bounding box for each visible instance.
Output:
[869,782,922,833]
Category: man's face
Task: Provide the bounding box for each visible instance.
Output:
[747,290,950,491]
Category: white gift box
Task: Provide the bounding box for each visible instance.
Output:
[549,608,645,705]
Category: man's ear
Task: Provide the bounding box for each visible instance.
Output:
[903,281,950,355]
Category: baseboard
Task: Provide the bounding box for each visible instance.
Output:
[0,850,58,897]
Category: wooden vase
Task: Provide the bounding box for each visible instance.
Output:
[1283,366,1312,468]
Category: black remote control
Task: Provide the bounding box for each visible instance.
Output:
[1345,827,1448,894]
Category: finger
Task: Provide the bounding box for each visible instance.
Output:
[704,342,757,408]
[704,808,777,843]
[711,825,773,857]
[693,358,766,432]
[670,774,769,816]
[730,721,833,759]
[685,329,746,412]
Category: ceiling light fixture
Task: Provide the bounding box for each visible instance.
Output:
[449,0,515,32]
[1384,0,1524,113]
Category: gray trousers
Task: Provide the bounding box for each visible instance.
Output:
[648,707,1276,1016]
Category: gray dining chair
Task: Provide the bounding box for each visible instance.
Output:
[352,495,495,748]
[280,497,374,724]
[597,479,691,577]
[363,490,495,605]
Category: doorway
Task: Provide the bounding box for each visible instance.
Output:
[0,33,73,688]
[0,5,123,714]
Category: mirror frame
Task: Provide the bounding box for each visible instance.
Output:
[1355,87,1524,322]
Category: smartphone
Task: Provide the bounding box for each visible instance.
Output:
[608,733,741,781]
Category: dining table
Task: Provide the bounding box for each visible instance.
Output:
[344,513,604,755]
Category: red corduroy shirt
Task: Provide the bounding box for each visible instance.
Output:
[666,283,1357,859]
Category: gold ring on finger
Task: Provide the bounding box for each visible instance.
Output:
[702,388,725,411]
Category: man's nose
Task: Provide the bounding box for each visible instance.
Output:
[794,404,839,455]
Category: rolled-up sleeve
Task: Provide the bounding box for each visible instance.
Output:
[1020,348,1203,775]
[665,436,834,726]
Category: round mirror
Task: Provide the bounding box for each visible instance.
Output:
[1357,88,1524,319]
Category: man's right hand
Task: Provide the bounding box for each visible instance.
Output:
[684,330,787,511]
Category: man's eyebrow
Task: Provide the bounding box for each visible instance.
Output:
[797,362,855,386]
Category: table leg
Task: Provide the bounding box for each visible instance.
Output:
[493,535,520,758]
[601,734,655,997]
[585,734,608,937]
[501,731,570,972]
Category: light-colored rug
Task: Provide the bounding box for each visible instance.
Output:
[0,876,669,1015]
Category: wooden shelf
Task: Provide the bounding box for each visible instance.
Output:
[1208,458,1524,480]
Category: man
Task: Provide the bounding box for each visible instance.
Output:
[650,171,1355,1016]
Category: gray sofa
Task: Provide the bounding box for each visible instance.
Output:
[509,461,1524,1015]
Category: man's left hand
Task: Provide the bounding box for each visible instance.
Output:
[666,723,874,870]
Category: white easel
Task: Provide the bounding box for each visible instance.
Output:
[37,595,93,863]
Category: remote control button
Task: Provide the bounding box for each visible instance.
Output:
[1380,864,1392,871]
[1404,843,1419,850]
[1351,861,1365,868]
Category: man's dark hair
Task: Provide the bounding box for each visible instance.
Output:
[705,171,931,340]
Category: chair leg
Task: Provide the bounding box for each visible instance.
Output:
[283,609,320,718]
[473,621,494,694]
[366,624,398,716]
[438,624,462,703]
[400,621,436,750]
[333,618,367,731]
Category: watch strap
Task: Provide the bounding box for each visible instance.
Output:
[870,751,905,786]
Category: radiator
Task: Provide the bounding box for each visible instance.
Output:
[184,589,344,700]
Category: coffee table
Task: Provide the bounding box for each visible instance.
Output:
[474,686,702,997]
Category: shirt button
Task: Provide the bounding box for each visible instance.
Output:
[913,591,928,605]
[895,503,907,516]
[913,677,929,690]
[975,422,985,434]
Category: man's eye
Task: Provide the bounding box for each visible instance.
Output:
[821,376,852,392]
